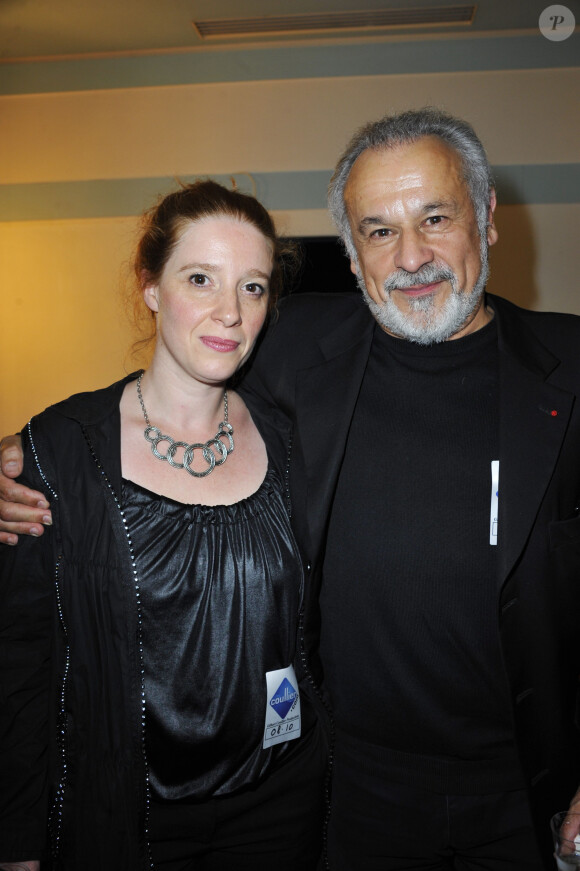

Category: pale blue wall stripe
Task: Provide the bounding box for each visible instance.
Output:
[493,165,580,206]
[0,34,577,96]
[1,165,578,222]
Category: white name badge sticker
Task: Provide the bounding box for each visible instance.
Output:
[490,460,499,546]
[263,665,301,749]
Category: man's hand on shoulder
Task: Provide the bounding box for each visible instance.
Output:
[557,789,580,847]
[0,435,52,545]
[0,862,40,870]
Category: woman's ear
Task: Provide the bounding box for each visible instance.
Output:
[143,283,159,313]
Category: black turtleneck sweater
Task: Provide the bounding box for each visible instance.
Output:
[320,318,524,794]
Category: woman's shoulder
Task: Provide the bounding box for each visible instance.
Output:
[35,372,139,429]
[23,374,138,483]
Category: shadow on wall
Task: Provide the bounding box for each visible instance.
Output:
[487,205,538,310]
[486,172,538,310]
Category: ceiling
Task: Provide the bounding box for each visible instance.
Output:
[0,0,571,61]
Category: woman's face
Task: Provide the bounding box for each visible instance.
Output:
[144,216,273,387]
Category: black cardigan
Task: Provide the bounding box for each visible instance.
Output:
[0,374,308,869]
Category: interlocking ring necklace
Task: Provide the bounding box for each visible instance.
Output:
[136,373,234,478]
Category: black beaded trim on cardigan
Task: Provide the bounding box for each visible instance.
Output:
[284,429,293,520]
[26,419,59,502]
[48,557,69,858]
[82,429,155,870]
[26,421,68,857]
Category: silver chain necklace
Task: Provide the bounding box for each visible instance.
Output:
[136,372,234,478]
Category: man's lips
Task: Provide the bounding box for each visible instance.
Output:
[200,336,240,352]
[395,281,443,297]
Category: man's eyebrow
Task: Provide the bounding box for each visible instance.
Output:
[422,199,458,214]
[357,216,387,234]
[355,198,461,234]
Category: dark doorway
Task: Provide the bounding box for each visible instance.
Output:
[291,236,358,296]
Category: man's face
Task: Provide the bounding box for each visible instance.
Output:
[344,137,498,343]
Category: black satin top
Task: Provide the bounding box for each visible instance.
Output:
[121,468,304,801]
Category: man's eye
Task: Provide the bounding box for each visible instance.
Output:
[426,216,445,225]
[369,228,390,238]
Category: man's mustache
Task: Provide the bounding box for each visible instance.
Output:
[383,263,456,293]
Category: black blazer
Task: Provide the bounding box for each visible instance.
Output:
[242,291,580,853]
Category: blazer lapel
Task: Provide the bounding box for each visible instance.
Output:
[294,306,375,558]
[494,299,575,586]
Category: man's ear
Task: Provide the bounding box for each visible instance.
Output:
[487,189,498,248]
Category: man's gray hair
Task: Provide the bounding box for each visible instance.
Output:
[328,107,495,262]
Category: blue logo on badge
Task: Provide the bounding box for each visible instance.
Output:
[269,677,298,720]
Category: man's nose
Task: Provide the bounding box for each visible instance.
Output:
[393,230,434,274]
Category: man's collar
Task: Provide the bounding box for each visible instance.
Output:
[487,293,560,380]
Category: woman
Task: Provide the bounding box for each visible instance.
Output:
[0,182,327,871]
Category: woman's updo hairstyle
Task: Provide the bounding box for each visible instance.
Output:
[134,179,293,310]
[127,180,299,359]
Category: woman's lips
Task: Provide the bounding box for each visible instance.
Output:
[200,336,240,352]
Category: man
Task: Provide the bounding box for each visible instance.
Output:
[1,109,580,869]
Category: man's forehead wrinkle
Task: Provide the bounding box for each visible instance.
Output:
[355,195,456,233]
[347,171,423,205]
[388,171,424,192]
[344,140,472,241]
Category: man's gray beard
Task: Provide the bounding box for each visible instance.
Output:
[357,247,489,346]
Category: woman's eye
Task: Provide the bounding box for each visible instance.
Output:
[244,283,266,296]
[189,273,209,286]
